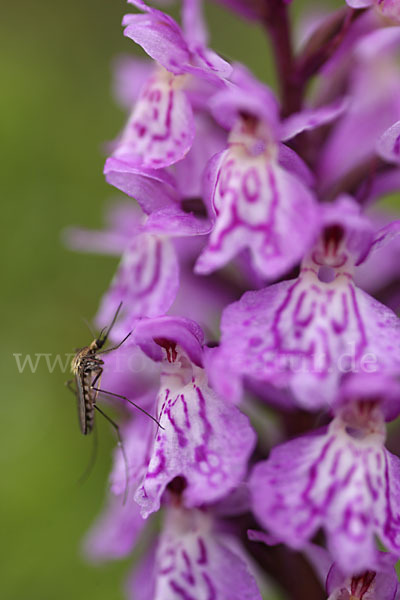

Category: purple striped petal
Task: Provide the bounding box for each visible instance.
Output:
[134,349,256,517]
[194,151,319,279]
[111,71,195,170]
[212,270,400,409]
[250,411,400,574]
[127,507,262,600]
[96,233,179,331]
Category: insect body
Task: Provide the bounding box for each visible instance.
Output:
[69,302,127,436]
[71,336,109,435]
[67,302,162,501]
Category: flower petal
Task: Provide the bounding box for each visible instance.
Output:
[326,553,399,600]
[174,112,227,199]
[111,72,195,170]
[112,56,154,110]
[135,366,256,517]
[213,273,400,408]
[371,220,400,253]
[133,316,205,367]
[96,233,179,330]
[104,159,179,213]
[277,144,315,188]
[123,5,190,75]
[318,32,400,189]
[124,1,231,82]
[317,195,374,267]
[345,0,373,7]
[63,202,140,255]
[359,170,400,207]
[280,97,349,142]
[354,210,400,294]
[126,545,156,600]
[250,426,400,574]
[129,507,262,600]
[337,373,400,422]
[195,153,319,279]
[375,0,400,21]
[83,495,146,562]
[210,63,280,133]
[377,121,400,165]
[110,414,156,497]
[181,0,231,80]
[144,206,212,237]
[182,0,208,48]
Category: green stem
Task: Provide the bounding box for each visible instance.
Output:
[264,0,303,117]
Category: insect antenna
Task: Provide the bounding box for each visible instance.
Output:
[94,404,130,505]
[98,301,124,346]
[81,316,97,340]
[97,331,132,355]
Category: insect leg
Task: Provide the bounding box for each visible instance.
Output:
[91,367,103,391]
[65,379,76,395]
[81,316,97,339]
[77,420,98,487]
[92,385,164,430]
[97,331,132,355]
[94,405,129,504]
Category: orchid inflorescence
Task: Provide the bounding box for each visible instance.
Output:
[66,0,400,598]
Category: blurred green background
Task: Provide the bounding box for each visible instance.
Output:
[0,0,381,599]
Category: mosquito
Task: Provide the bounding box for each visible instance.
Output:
[66,302,162,502]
